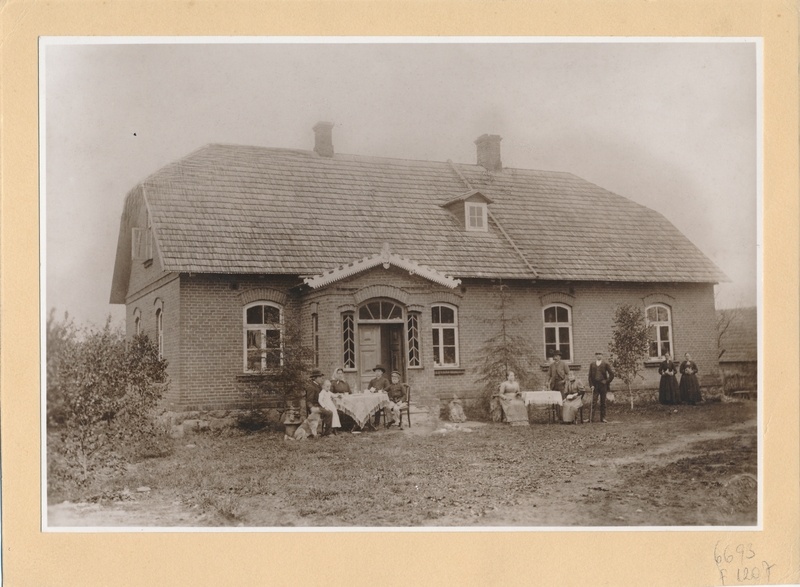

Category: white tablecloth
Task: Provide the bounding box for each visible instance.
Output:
[521,390,563,407]
[333,392,390,428]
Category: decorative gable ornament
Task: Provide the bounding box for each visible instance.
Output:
[304,243,462,289]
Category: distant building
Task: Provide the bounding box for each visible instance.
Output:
[718,307,757,392]
[110,123,726,412]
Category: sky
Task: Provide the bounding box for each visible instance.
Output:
[44,40,758,328]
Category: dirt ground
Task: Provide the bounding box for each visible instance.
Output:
[48,400,757,528]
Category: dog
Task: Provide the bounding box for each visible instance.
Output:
[285,411,322,441]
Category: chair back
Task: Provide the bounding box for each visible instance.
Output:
[402,383,411,403]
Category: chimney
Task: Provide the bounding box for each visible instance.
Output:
[313,121,334,157]
[474,134,502,172]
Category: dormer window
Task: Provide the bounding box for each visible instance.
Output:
[441,189,493,233]
[466,202,488,231]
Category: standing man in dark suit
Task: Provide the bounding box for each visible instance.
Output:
[305,369,333,436]
[588,351,615,423]
[547,349,570,393]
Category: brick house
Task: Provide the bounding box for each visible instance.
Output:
[110,123,726,412]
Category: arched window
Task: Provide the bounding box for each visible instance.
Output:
[341,312,356,370]
[155,308,163,359]
[431,304,459,367]
[646,304,673,359]
[133,308,141,336]
[543,303,573,361]
[244,302,283,372]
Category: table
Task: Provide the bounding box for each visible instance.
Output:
[333,392,390,430]
[521,390,563,423]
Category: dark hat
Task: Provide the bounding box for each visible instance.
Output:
[373,364,386,372]
[310,369,325,379]
[595,351,603,355]
[553,350,562,357]
[391,370,401,378]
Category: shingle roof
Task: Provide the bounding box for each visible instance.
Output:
[718,307,757,363]
[127,143,727,283]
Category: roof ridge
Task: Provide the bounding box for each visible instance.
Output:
[447,160,539,278]
[196,142,573,174]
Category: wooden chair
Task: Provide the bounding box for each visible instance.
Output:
[376,384,412,428]
[398,384,412,428]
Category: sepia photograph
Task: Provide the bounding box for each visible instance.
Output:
[42,38,759,529]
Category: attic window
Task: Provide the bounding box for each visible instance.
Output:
[131,227,153,261]
[465,202,488,232]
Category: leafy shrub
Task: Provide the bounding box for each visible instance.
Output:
[47,312,170,483]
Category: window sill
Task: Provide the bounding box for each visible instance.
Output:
[434,367,465,375]
[237,372,283,380]
[539,364,581,371]
[644,361,663,369]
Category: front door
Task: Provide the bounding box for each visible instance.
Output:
[384,323,405,381]
[358,323,406,390]
[359,324,382,390]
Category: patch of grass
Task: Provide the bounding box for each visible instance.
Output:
[49,401,758,527]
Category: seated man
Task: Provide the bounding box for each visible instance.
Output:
[368,364,390,427]
[561,372,586,424]
[384,371,407,429]
[367,364,390,392]
[304,369,333,436]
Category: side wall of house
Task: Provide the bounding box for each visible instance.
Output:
[126,275,181,409]
[124,202,182,409]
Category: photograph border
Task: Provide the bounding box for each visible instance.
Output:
[2,2,797,586]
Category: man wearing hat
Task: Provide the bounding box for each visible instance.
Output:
[367,364,390,393]
[384,370,407,429]
[305,369,333,436]
[547,349,570,393]
[588,351,615,423]
[368,365,391,427]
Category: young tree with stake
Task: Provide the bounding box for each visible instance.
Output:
[608,304,651,410]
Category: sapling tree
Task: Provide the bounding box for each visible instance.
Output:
[473,283,541,418]
[608,304,650,410]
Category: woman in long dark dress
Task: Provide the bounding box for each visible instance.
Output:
[658,352,680,404]
[679,352,702,404]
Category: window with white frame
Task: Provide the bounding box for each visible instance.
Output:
[244,302,283,372]
[341,312,355,370]
[543,304,573,361]
[407,312,421,368]
[465,202,488,232]
[431,304,459,367]
[155,307,163,359]
[646,304,673,359]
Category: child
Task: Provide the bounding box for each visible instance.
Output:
[317,379,342,434]
[385,371,407,429]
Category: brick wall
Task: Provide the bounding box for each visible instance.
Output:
[125,275,181,408]
[124,262,720,411]
[178,274,301,410]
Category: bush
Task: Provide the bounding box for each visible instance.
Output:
[47,313,170,484]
